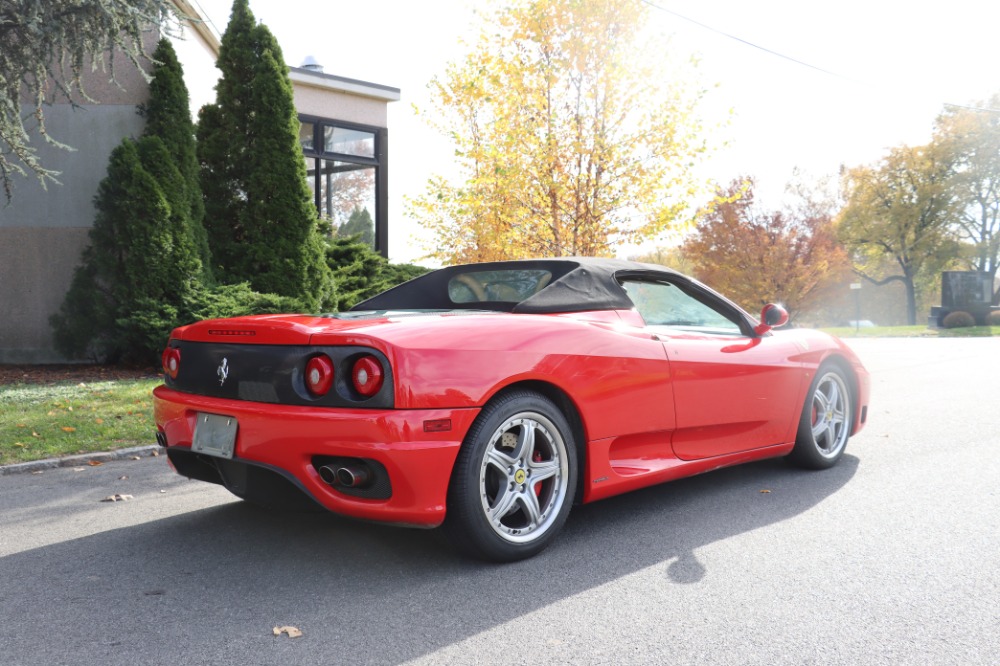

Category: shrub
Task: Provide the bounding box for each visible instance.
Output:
[942,310,975,328]
[988,310,1000,326]
[325,234,431,311]
[183,283,306,322]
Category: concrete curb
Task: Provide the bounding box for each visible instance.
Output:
[0,445,162,476]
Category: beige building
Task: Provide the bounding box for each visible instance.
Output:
[0,2,398,363]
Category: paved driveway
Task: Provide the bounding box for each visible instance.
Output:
[1,338,997,665]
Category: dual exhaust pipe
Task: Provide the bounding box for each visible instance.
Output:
[318,463,371,489]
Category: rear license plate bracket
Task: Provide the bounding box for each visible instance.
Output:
[192,412,237,459]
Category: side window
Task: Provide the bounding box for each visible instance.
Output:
[620,279,743,335]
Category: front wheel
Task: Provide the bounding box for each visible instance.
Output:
[444,391,577,562]
[786,364,853,470]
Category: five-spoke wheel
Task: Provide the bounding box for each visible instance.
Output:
[446,391,576,561]
[787,364,852,469]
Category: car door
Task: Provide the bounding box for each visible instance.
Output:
[620,277,806,460]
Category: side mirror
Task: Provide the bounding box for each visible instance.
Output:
[754,303,788,336]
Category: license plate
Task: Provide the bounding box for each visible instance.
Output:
[192,412,238,459]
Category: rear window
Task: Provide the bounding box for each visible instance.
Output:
[448,269,553,304]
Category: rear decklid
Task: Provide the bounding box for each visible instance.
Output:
[164,314,395,408]
[172,314,392,345]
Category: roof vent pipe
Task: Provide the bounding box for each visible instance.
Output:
[300,55,324,73]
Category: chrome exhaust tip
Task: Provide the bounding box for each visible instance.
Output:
[318,463,371,488]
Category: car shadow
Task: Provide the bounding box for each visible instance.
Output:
[0,455,857,665]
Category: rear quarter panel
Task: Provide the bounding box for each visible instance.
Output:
[314,313,676,442]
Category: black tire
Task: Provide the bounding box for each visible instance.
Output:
[444,390,577,562]
[786,363,853,470]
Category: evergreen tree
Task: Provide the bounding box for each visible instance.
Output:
[197,0,333,310]
[51,140,181,363]
[143,38,213,283]
[337,206,375,246]
[0,0,176,201]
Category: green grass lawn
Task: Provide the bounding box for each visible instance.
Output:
[0,378,161,466]
[821,325,999,338]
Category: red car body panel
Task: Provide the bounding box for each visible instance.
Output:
[153,259,870,530]
[154,311,869,523]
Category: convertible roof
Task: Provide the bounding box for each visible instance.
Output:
[351,257,682,314]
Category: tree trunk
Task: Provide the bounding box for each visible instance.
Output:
[904,276,918,325]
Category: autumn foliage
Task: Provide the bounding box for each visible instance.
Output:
[412,0,708,263]
[682,179,850,319]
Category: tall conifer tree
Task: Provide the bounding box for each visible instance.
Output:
[51,140,183,362]
[144,38,213,283]
[197,0,333,310]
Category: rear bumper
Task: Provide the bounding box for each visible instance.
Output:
[152,386,479,526]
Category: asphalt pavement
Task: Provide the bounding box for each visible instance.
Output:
[0,338,998,665]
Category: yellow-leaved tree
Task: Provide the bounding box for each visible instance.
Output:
[410,0,710,263]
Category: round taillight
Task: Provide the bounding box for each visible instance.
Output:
[162,347,180,379]
[305,355,334,397]
[352,355,384,397]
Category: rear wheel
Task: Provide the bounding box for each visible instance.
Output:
[787,364,852,469]
[445,391,576,562]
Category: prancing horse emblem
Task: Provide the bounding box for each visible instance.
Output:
[217,358,229,386]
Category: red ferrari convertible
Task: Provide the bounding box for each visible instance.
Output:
[153,258,870,561]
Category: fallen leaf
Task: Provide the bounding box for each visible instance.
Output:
[159,489,166,494]
[101,494,134,502]
[130,455,141,461]
[95,418,104,425]
[759,489,771,494]
[151,450,160,457]
[16,423,27,428]
[31,431,40,438]
[67,406,74,412]
[47,410,57,416]
[88,460,103,466]
[272,626,303,638]
[14,442,26,448]
[31,471,43,475]
[73,467,85,472]
[61,427,77,433]
[118,475,129,480]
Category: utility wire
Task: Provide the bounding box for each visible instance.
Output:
[639,0,1000,114]
[638,0,846,79]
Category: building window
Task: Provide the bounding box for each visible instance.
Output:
[300,116,387,256]
[323,126,375,158]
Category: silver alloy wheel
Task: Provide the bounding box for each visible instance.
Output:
[808,371,851,459]
[478,411,570,543]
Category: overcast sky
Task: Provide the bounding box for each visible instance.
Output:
[185,0,1000,263]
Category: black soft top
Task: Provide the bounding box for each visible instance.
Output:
[352,257,682,314]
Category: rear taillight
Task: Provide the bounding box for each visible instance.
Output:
[352,355,384,397]
[305,355,334,397]
[161,347,180,379]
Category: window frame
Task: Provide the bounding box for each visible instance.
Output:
[299,114,388,257]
